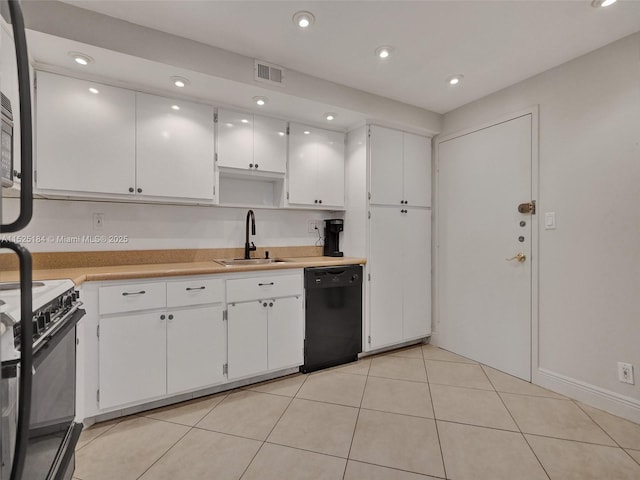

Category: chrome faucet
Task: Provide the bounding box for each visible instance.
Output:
[245,209,257,259]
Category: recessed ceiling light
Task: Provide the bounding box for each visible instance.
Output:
[69,52,93,66]
[592,0,617,7]
[324,113,336,121]
[293,11,315,28]
[303,130,311,135]
[375,46,394,59]
[241,119,249,124]
[446,74,464,86]
[171,105,180,111]
[253,96,268,106]
[88,87,99,94]
[278,131,285,136]
[171,76,190,88]
[225,123,233,127]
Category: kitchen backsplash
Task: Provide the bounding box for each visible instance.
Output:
[1,197,338,252]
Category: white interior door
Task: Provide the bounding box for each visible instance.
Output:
[437,114,532,380]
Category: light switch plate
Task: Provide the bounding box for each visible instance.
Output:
[544,212,556,230]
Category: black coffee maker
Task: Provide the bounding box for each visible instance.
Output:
[323,219,344,257]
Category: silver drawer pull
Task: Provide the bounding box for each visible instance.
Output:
[186,286,206,291]
[258,282,274,286]
[122,290,146,296]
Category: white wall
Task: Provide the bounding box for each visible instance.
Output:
[1,198,333,252]
[440,33,640,420]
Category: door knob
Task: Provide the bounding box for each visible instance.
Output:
[506,253,526,263]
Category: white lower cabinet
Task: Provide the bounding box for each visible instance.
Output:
[227,296,303,380]
[89,271,304,415]
[268,296,304,371]
[368,206,431,350]
[99,311,167,409]
[226,272,304,380]
[227,301,268,379]
[167,305,226,394]
[97,278,226,410]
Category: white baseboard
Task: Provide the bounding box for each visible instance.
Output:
[536,368,640,424]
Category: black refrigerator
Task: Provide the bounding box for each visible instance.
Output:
[1,1,35,479]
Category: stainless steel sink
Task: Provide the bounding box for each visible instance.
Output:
[215,258,290,266]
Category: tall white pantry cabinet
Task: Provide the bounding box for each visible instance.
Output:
[344,125,432,352]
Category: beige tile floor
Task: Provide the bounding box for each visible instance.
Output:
[74,345,640,480]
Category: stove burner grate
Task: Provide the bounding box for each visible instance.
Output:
[0,281,46,291]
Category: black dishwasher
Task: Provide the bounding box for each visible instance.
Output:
[301,265,363,373]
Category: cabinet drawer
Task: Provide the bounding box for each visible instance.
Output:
[227,274,302,303]
[167,278,224,308]
[99,282,166,315]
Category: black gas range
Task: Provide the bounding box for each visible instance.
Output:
[0,279,85,480]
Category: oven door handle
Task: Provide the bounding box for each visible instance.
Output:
[2,0,33,233]
[0,241,33,480]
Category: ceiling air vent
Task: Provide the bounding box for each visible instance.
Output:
[254,60,284,86]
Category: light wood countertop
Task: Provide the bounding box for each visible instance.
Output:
[0,256,366,286]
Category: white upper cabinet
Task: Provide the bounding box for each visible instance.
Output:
[253,115,287,174]
[369,126,403,205]
[216,108,253,171]
[216,108,286,175]
[403,132,431,207]
[136,93,214,200]
[369,125,431,207]
[288,123,345,208]
[36,71,136,195]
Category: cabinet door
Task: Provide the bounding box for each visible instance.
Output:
[288,123,318,205]
[402,209,432,339]
[227,301,268,379]
[268,296,303,370]
[99,312,166,409]
[315,129,345,207]
[253,115,287,174]
[368,206,404,349]
[167,306,226,394]
[403,133,431,207]
[216,109,253,170]
[136,93,214,200]
[36,72,135,195]
[369,125,403,205]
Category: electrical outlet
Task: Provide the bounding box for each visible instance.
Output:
[308,220,318,233]
[618,362,634,384]
[93,213,105,230]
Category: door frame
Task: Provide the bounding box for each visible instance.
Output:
[433,106,540,382]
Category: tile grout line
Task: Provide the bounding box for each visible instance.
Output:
[523,431,640,450]
[481,365,552,480]
[571,399,635,452]
[493,385,634,449]
[423,346,448,480]
[625,449,640,467]
[141,392,231,430]
[134,419,194,480]
[237,373,310,479]
[133,392,233,480]
[75,418,123,453]
[341,364,370,480]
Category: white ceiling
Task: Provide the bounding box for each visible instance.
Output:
[60,0,640,114]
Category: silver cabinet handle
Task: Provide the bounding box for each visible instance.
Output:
[186,286,206,291]
[122,290,146,296]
